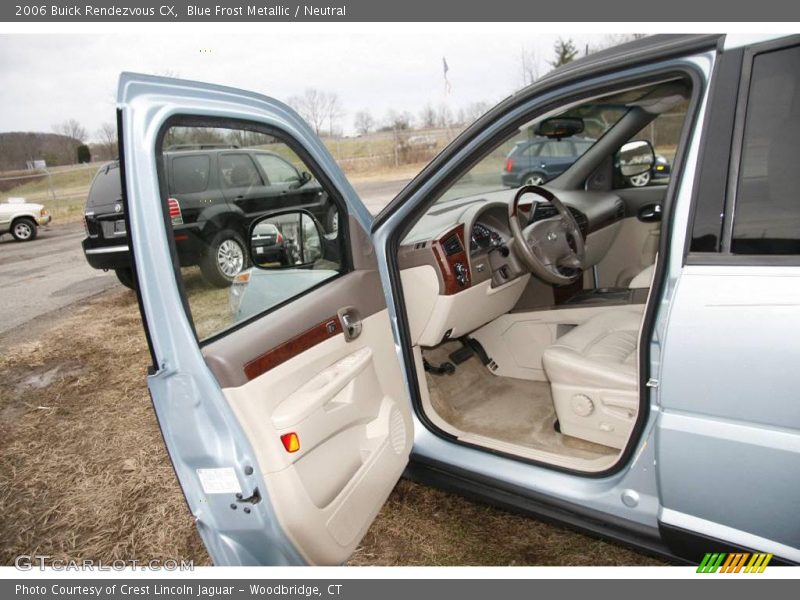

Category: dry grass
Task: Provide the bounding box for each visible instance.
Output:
[0,288,663,567]
[0,290,207,565]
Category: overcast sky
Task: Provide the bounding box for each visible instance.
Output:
[0,32,615,140]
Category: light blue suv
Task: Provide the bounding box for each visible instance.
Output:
[116,34,799,565]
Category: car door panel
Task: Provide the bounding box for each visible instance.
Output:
[219,306,410,564]
[118,73,411,565]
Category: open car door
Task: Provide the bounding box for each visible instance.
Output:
[117,73,413,565]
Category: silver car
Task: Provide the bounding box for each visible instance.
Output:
[116,33,799,565]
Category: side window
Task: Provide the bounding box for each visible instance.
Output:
[731,45,800,255]
[159,124,345,341]
[171,155,210,194]
[219,153,264,188]
[255,153,302,185]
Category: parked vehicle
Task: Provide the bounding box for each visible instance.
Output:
[116,34,800,566]
[502,136,671,187]
[501,136,596,187]
[81,148,336,289]
[0,200,51,242]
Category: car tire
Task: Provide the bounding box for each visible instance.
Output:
[11,217,37,242]
[115,268,136,290]
[325,203,339,235]
[628,171,651,187]
[199,229,247,288]
[524,173,547,186]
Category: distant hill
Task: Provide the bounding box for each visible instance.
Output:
[0,131,82,171]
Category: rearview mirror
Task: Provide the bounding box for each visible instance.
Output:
[534,117,585,139]
[249,210,322,269]
[618,140,655,177]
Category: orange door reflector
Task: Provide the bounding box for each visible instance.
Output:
[280,432,300,453]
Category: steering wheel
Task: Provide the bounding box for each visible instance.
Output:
[508,185,585,286]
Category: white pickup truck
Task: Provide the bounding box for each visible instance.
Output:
[0,199,51,241]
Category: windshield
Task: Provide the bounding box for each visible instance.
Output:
[434,104,628,204]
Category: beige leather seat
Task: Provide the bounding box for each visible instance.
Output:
[628,263,655,288]
[542,306,644,449]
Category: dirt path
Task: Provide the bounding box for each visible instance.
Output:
[0,289,663,566]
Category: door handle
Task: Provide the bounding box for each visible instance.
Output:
[338,307,362,342]
[637,203,662,222]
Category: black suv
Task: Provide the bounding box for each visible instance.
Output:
[82,147,336,288]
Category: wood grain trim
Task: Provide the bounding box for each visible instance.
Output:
[431,224,471,295]
[243,316,342,381]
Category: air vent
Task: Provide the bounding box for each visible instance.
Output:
[414,241,427,250]
[568,207,589,238]
[615,201,625,219]
[442,235,463,256]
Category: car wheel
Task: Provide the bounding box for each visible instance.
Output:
[628,172,651,187]
[524,173,547,186]
[11,217,37,242]
[325,204,339,235]
[200,230,247,288]
[115,268,136,290]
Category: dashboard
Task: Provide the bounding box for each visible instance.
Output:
[397,188,627,347]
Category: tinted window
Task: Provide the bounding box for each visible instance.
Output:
[219,154,263,188]
[731,45,800,255]
[171,155,210,194]
[255,153,301,184]
[87,164,121,207]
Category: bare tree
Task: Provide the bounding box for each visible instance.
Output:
[520,46,540,87]
[52,119,88,164]
[385,109,413,131]
[325,93,345,137]
[53,118,88,142]
[435,104,454,129]
[96,122,118,159]
[460,101,492,126]
[353,110,375,136]
[418,104,437,129]
[288,89,343,136]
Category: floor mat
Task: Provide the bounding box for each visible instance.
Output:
[423,342,617,461]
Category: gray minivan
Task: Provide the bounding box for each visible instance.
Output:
[115,34,799,565]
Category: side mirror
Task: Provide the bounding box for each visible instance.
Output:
[534,116,585,139]
[288,170,312,190]
[249,210,323,269]
[618,140,655,177]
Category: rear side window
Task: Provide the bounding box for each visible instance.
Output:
[171,155,210,194]
[219,154,263,188]
[731,45,800,255]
